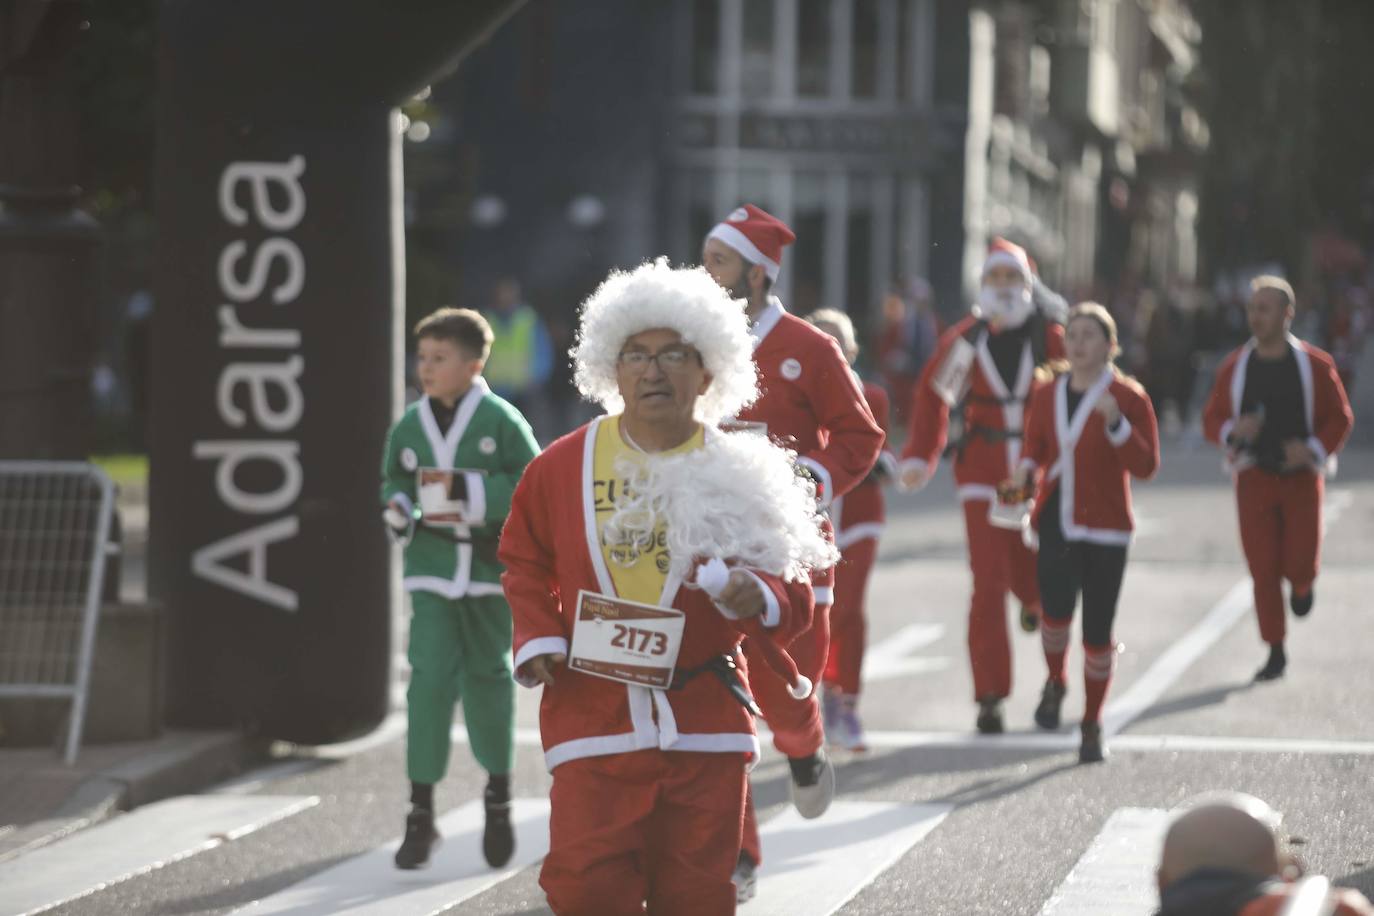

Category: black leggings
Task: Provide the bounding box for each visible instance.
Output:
[1036,488,1129,646]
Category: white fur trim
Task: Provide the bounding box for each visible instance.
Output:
[797,456,834,508]
[813,586,834,606]
[958,484,998,502]
[789,675,813,700]
[1105,415,1132,447]
[897,457,931,492]
[708,223,782,280]
[836,522,884,549]
[513,636,570,688]
[983,248,1033,284]
[573,259,758,426]
[751,298,786,348]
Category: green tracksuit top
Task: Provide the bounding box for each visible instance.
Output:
[380,377,539,598]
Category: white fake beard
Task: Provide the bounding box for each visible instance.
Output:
[600,433,837,583]
[977,285,1034,328]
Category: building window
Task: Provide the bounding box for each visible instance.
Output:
[847,172,874,320]
[852,0,881,99]
[797,0,831,97]
[792,171,828,314]
[686,168,717,262]
[691,0,720,95]
[742,0,775,98]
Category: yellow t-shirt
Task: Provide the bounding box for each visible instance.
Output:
[593,415,705,605]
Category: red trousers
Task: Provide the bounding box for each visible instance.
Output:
[824,536,879,695]
[541,750,747,916]
[962,499,1040,700]
[1235,468,1322,645]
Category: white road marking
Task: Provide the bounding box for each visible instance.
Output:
[1039,807,1169,916]
[752,801,952,916]
[855,729,1374,756]
[231,798,551,915]
[0,794,318,916]
[862,623,950,683]
[1103,488,1354,738]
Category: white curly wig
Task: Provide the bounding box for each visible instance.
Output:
[572,258,758,425]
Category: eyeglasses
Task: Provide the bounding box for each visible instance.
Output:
[616,346,700,373]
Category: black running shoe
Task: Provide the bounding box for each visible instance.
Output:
[1254,643,1287,682]
[1079,722,1107,764]
[733,850,758,904]
[1034,679,1067,731]
[394,807,440,869]
[1291,589,1314,618]
[976,696,1004,734]
[482,788,515,868]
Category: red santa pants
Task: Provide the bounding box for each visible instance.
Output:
[963,499,1040,700]
[1235,467,1322,645]
[540,750,747,916]
[824,536,879,695]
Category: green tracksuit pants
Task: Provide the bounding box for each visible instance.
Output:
[406,591,515,784]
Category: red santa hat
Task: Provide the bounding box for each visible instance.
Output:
[982,237,1034,286]
[705,204,796,281]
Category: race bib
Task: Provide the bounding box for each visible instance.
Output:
[931,336,976,407]
[568,591,685,690]
[416,468,481,526]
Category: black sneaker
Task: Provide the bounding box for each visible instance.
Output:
[482,791,515,868]
[1254,643,1287,682]
[1034,680,1067,731]
[976,696,1004,734]
[1291,589,1314,618]
[1079,722,1107,764]
[733,850,758,904]
[394,807,440,869]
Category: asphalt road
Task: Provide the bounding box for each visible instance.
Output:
[9,442,1373,916]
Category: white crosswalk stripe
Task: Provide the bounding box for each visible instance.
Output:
[231,797,551,915]
[0,794,318,916]
[1039,807,1170,916]
[751,801,953,916]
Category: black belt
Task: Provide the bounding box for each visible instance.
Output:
[670,651,761,717]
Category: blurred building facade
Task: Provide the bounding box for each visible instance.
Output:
[415,0,1206,338]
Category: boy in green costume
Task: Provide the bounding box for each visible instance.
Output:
[380,307,540,870]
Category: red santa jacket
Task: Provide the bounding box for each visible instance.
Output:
[834,379,896,549]
[1202,334,1353,474]
[736,299,883,507]
[1021,369,1159,545]
[499,418,814,771]
[902,314,1065,500]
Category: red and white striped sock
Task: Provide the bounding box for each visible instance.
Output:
[1041,618,1071,685]
[1082,643,1116,724]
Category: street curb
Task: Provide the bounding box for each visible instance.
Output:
[0,730,265,863]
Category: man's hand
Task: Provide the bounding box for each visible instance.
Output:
[527,652,567,687]
[1281,438,1317,471]
[716,571,765,619]
[1005,466,1031,493]
[1230,412,1264,444]
[898,462,931,492]
[382,499,410,532]
[1094,392,1122,426]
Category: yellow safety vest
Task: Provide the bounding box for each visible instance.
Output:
[483,306,538,392]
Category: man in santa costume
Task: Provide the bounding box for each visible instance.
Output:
[897,238,1065,734]
[500,258,835,915]
[701,204,884,899]
[807,308,899,752]
[1202,275,1353,681]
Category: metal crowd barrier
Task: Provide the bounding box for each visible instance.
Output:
[0,461,115,764]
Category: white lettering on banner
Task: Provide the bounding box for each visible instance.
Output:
[216,356,305,432]
[192,155,308,611]
[192,516,301,612]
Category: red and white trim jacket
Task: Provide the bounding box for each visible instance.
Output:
[736,298,883,507]
[499,417,814,772]
[1202,334,1353,475]
[834,379,895,550]
[902,315,1065,501]
[1021,369,1160,546]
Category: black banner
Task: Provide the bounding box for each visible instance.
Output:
[151,0,525,743]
